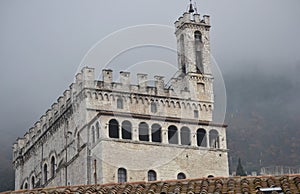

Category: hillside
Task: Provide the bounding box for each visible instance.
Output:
[224,67,300,173]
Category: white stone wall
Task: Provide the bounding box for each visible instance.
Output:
[97,140,228,183]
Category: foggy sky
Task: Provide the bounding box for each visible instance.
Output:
[0,0,300,143]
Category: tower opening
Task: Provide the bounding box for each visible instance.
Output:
[194,31,204,74]
[180,34,186,74]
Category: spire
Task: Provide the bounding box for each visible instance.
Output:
[188,0,195,13]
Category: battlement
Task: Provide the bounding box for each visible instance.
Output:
[174,12,210,29]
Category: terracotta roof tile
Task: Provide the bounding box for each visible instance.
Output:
[2,174,300,194]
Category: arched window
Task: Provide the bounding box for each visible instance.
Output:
[150,101,157,113]
[96,122,100,139]
[194,31,203,74]
[209,129,220,148]
[43,163,48,183]
[24,182,28,189]
[91,126,95,143]
[118,168,127,183]
[180,34,186,74]
[122,120,132,140]
[109,119,119,138]
[151,124,161,143]
[148,170,157,181]
[31,176,35,189]
[180,127,190,145]
[177,172,186,180]
[139,122,149,141]
[197,128,207,147]
[51,156,56,178]
[168,125,178,144]
[117,97,123,109]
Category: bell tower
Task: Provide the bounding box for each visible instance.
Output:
[175,1,212,76]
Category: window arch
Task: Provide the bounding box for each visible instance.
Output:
[180,127,190,145]
[118,168,127,183]
[139,122,149,141]
[24,182,28,189]
[197,128,207,147]
[51,156,56,178]
[96,122,100,139]
[117,97,123,109]
[122,120,132,140]
[43,163,48,184]
[194,31,203,74]
[151,124,161,143]
[31,176,35,189]
[209,129,220,148]
[109,119,119,138]
[148,170,157,181]
[150,101,157,113]
[91,126,95,143]
[177,172,186,180]
[168,125,178,144]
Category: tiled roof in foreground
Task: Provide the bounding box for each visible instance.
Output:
[3,175,300,194]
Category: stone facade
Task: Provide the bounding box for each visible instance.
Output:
[12,7,229,190]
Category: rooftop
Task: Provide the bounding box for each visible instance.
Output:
[2,174,300,194]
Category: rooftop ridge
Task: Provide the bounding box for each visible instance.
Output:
[3,174,300,194]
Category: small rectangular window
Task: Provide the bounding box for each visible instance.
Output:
[117,98,123,109]
[194,110,199,118]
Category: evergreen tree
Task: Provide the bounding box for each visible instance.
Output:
[236,158,247,176]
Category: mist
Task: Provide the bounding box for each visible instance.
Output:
[0,0,300,191]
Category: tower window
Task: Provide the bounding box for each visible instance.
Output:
[150,101,157,113]
[96,122,100,139]
[43,163,48,184]
[24,182,28,189]
[180,34,186,74]
[194,31,204,74]
[122,120,132,140]
[148,170,157,181]
[177,172,186,180]
[139,122,149,141]
[91,126,95,143]
[117,97,123,109]
[168,125,178,144]
[209,129,220,148]
[31,176,35,189]
[197,128,207,147]
[109,119,119,138]
[51,156,56,178]
[151,124,161,143]
[180,127,190,145]
[118,168,127,183]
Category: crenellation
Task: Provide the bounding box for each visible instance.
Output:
[120,71,131,91]
[75,72,83,84]
[154,75,165,95]
[203,15,210,25]
[182,12,190,23]
[194,13,201,23]
[52,103,59,119]
[137,73,148,92]
[102,69,113,84]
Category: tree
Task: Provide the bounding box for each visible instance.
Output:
[236,158,247,176]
